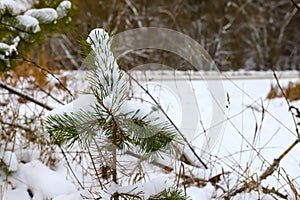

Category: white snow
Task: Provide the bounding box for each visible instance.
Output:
[12,36,20,46]
[0,42,17,57]
[25,8,58,24]
[3,185,31,200]
[0,0,21,16]
[16,160,77,199]
[56,0,71,19]
[130,82,182,124]
[186,184,216,199]
[2,69,300,199]
[100,176,173,200]
[87,28,111,52]
[52,191,83,200]
[2,151,18,171]
[15,15,40,33]
[48,94,96,116]
[14,147,40,163]
[15,0,37,12]
[86,29,126,111]
[142,177,173,199]
[86,29,120,79]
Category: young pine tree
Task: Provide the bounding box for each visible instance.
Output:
[44,29,179,192]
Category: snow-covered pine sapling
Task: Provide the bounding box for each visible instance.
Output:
[44,29,178,188]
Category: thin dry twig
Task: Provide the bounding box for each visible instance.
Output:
[290,0,300,11]
[31,81,65,105]
[125,150,210,188]
[19,55,74,98]
[125,71,208,169]
[273,71,300,137]
[226,72,300,198]
[0,119,32,132]
[260,139,299,180]
[0,80,53,110]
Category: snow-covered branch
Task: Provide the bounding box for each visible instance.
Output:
[0,0,71,67]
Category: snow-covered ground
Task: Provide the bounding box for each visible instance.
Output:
[129,71,300,199]
[1,70,300,199]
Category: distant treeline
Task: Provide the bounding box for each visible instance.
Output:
[11,0,300,71]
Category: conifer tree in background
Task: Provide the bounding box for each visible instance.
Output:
[0,0,71,70]
[44,29,180,198]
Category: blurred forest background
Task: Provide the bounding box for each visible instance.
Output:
[2,0,300,71]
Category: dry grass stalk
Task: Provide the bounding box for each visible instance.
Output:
[267,81,300,101]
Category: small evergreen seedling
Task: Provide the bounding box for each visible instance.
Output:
[44,29,178,191]
[159,188,189,200]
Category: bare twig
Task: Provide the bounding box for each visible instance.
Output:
[85,138,104,189]
[112,124,118,184]
[19,55,74,98]
[59,37,79,69]
[290,0,300,11]
[226,72,300,198]
[125,150,173,172]
[0,81,53,110]
[124,0,143,28]
[259,139,299,180]
[273,71,299,137]
[261,186,288,199]
[0,119,32,132]
[51,136,86,190]
[286,174,300,199]
[125,71,208,169]
[0,21,32,34]
[125,150,210,188]
[276,8,298,52]
[31,82,65,105]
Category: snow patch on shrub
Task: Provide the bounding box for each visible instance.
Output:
[25,8,58,24]
[56,0,71,19]
[0,42,18,58]
[0,0,21,16]
[15,15,41,33]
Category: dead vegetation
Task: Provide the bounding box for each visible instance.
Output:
[267,81,300,101]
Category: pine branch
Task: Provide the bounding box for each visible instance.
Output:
[44,113,79,146]
[44,111,107,147]
[124,117,178,155]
